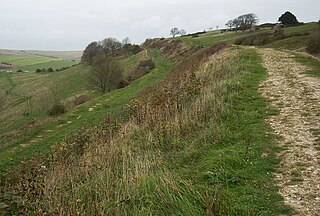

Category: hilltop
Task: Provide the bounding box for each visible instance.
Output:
[0,21,319,215]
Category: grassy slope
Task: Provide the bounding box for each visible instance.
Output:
[178,22,318,50]
[2,22,317,214]
[20,46,290,215]
[0,50,173,177]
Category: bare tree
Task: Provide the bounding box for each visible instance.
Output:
[179,29,187,36]
[122,37,131,45]
[225,20,233,30]
[232,18,241,33]
[237,13,259,31]
[88,56,124,94]
[170,27,180,38]
[101,37,123,56]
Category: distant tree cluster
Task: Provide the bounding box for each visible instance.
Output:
[81,37,142,64]
[225,13,259,32]
[36,67,70,73]
[170,27,187,37]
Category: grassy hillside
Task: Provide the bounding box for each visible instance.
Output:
[0,49,172,177]
[0,64,90,148]
[177,22,319,51]
[1,22,319,215]
[0,45,291,215]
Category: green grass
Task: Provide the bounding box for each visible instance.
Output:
[20,60,78,72]
[0,64,90,149]
[293,54,320,76]
[177,22,318,51]
[165,47,289,215]
[10,46,291,215]
[0,54,77,72]
[0,49,174,177]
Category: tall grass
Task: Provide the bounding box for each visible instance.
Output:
[5,45,288,215]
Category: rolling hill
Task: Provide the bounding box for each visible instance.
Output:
[0,22,319,215]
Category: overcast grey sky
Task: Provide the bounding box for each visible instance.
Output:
[1,0,319,51]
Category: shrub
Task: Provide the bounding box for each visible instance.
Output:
[74,95,91,106]
[306,34,320,54]
[138,59,155,70]
[118,80,129,89]
[48,68,54,72]
[273,27,285,40]
[41,68,46,72]
[47,104,66,116]
[36,69,41,73]
[16,69,23,72]
[235,33,271,46]
[129,59,155,81]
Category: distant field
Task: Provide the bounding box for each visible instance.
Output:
[0,49,82,60]
[0,54,78,72]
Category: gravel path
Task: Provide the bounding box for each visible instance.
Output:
[259,49,320,215]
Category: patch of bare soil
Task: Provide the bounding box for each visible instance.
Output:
[259,49,320,215]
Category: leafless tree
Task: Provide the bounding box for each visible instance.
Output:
[237,13,259,31]
[179,29,187,36]
[122,37,131,45]
[225,20,233,30]
[88,56,124,94]
[170,27,180,38]
[232,18,241,33]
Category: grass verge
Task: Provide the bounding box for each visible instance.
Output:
[293,54,320,77]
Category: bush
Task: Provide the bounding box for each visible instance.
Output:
[48,68,54,72]
[48,104,66,116]
[16,69,23,72]
[306,34,320,54]
[138,59,155,70]
[36,69,41,73]
[129,59,155,81]
[273,27,285,40]
[74,94,91,106]
[235,33,271,46]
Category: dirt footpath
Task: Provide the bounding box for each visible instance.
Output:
[259,49,320,215]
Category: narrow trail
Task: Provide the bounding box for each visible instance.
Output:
[259,48,320,215]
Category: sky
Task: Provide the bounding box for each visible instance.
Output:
[0,0,319,51]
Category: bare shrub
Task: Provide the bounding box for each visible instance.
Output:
[73,94,91,106]
[306,33,320,54]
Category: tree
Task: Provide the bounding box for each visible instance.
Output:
[170,27,180,37]
[237,13,259,31]
[88,56,124,94]
[101,37,123,56]
[122,37,131,45]
[179,29,186,36]
[278,11,299,26]
[232,18,241,33]
[225,20,234,30]
[81,41,102,64]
